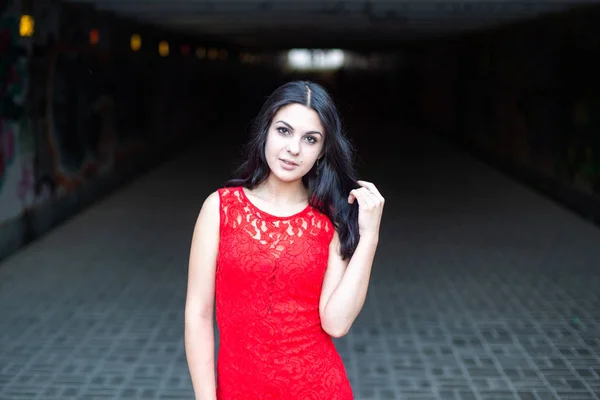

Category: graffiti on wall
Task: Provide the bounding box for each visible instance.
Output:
[1,0,221,228]
[0,0,35,222]
[24,2,153,202]
[45,50,118,191]
[27,3,204,200]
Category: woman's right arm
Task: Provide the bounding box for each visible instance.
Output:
[184,191,220,400]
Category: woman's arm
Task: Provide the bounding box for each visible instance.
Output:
[319,180,384,338]
[319,232,378,338]
[184,191,220,400]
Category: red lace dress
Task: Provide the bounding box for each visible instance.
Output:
[215,186,354,399]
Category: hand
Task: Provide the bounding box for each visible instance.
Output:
[348,180,385,238]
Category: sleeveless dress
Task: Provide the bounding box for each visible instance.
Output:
[215,186,354,399]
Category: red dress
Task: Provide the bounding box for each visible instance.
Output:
[215,186,354,399]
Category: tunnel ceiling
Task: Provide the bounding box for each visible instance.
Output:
[65,0,598,49]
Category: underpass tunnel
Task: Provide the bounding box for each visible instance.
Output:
[1,1,600,399]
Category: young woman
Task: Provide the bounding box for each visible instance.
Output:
[185,80,385,399]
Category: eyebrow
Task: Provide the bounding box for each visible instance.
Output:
[276,120,323,137]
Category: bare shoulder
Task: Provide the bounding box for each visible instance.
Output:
[203,190,221,211]
[194,190,220,224]
[190,189,221,246]
[189,189,221,265]
[185,190,221,320]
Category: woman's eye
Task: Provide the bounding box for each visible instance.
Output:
[277,127,289,134]
[305,136,317,144]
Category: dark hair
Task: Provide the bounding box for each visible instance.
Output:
[224,80,359,259]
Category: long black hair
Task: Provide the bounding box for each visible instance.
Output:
[225,80,360,260]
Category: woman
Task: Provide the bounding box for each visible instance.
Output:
[185,80,384,399]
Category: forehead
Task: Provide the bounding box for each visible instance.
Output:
[273,103,324,133]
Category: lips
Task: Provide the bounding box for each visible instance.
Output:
[280,158,298,166]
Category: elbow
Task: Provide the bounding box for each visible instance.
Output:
[329,328,349,338]
[321,320,350,338]
[185,305,214,327]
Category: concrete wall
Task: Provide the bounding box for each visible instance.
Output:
[0,0,285,262]
[414,5,600,223]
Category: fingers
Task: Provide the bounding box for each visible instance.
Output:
[356,180,385,204]
[348,188,367,205]
[348,188,362,204]
[348,187,376,207]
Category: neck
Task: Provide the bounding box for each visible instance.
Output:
[254,175,308,205]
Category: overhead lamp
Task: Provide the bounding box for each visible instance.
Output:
[159,41,169,57]
[89,29,99,45]
[130,34,142,51]
[19,15,34,37]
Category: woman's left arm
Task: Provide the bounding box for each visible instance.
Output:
[319,181,385,338]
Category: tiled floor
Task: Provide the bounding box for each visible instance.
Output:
[1,128,599,399]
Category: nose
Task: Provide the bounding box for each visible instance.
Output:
[286,139,300,155]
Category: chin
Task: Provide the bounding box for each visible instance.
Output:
[267,166,302,182]
[270,171,305,183]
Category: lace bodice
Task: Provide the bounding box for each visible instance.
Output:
[214,186,353,399]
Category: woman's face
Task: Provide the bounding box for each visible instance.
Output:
[264,103,325,183]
